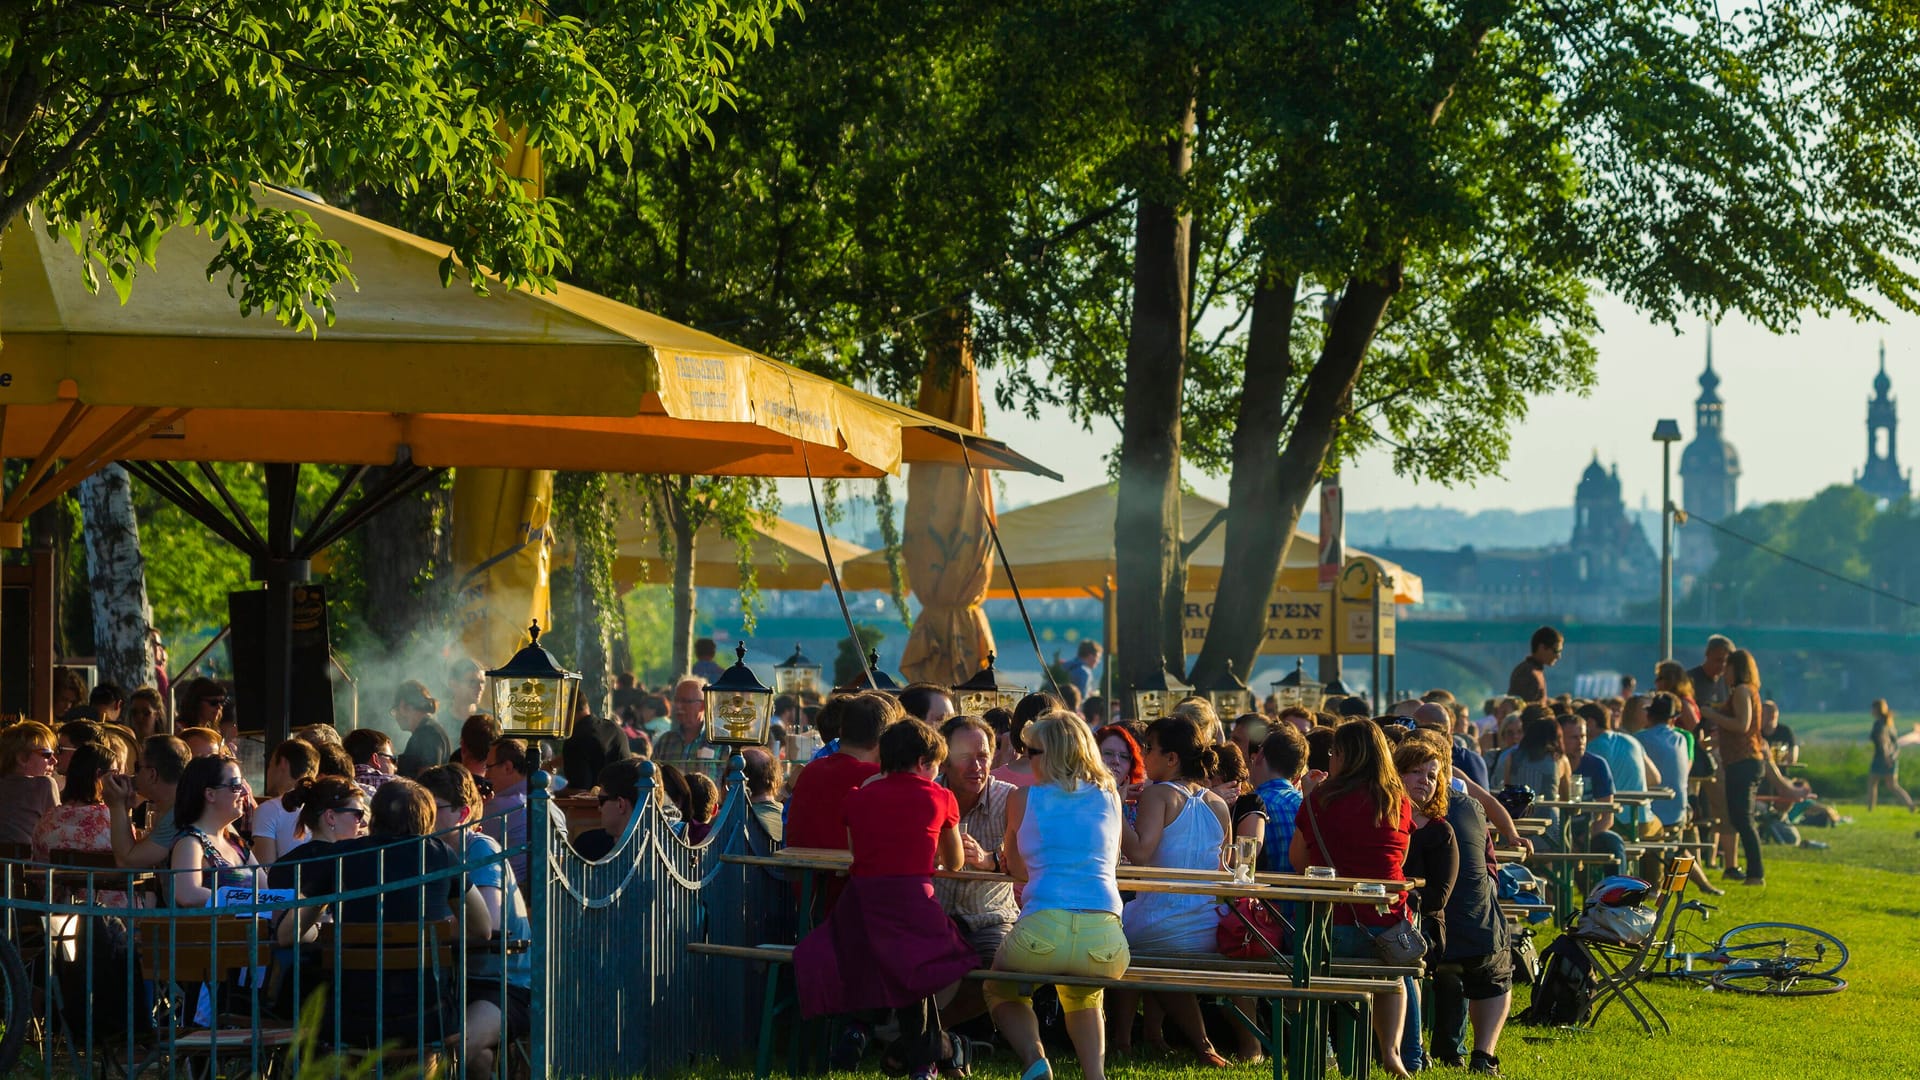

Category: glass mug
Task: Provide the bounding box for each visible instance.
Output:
[1305,865,1337,880]
[1231,837,1261,883]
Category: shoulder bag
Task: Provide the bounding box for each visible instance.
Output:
[1303,795,1427,965]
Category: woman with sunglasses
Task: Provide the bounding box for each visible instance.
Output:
[0,721,60,846]
[265,776,371,890]
[169,754,263,906]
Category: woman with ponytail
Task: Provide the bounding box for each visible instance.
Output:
[1108,715,1234,1064]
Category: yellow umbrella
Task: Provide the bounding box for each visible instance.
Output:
[611,502,870,593]
[840,484,1423,603]
[0,187,1055,524]
[894,327,996,686]
[0,189,1054,739]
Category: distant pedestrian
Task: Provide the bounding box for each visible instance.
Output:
[690,638,726,684]
[1506,627,1561,704]
[1061,640,1102,701]
[1867,699,1915,812]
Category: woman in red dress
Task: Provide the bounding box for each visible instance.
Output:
[795,717,976,1079]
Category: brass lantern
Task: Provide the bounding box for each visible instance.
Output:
[1204,659,1254,719]
[485,621,583,741]
[773,644,824,699]
[1270,659,1326,713]
[703,642,777,746]
[1130,667,1192,724]
[954,652,1027,715]
[834,650,903,696]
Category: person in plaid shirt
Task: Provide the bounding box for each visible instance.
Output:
[1248,725,1309,872]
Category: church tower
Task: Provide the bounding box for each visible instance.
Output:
[1856,342,1909,502]
[1679,329,1739,577]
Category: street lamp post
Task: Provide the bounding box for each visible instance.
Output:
[1653,418,1683,661]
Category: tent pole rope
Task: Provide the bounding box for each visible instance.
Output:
[785,376,875,689]
[958,439,1062,701]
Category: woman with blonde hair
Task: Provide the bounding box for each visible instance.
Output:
[1701,649,1766,885]
[1170,697,1223,747]
[1868,699,1915,812]
[1392,736,1456,1071]
[0,721,60,845]
[987,710,1127,1080]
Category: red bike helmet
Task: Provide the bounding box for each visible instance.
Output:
[1589,875,1653,908]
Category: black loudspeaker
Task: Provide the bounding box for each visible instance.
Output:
[228,584,334,734]
[0,581,28,718]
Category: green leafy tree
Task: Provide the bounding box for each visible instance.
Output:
[0,0,793,328]
[972,0,1920,689]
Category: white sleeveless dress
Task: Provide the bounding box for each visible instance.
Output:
[1121,783,1225,953]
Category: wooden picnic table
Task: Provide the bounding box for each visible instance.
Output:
[718,847,1414,1080]
[1611,789,1675,804]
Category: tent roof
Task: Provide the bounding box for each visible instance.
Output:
[841,484,1423,604]
[0,189,1055,481]
[612,501,869,592]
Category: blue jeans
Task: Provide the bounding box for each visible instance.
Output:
[1398,975,1425,1072]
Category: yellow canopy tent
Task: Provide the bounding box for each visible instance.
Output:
[840,484,1422,603]
[610,502,870,593]
[0,188,1054,741]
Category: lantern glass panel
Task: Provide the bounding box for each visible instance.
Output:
[1209,688,1253,718]
[1133,689,1180,723]
[773,649,823,698]
[492,673,578,741]
[704,687,774,746]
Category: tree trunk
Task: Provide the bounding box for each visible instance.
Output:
[76,464,157,692]
[360,468,449,651]
[1113,102,1197,696]
[1190,266,1403,686]
[665,478,698,678]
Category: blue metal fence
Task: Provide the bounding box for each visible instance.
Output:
[0,762,765,1078]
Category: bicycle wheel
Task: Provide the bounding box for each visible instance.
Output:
[1715,923,1849,976]
[0,934,28,1074]
[1711,970,1846,997]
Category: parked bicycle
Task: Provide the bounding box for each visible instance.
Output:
[1652,900,1848,996]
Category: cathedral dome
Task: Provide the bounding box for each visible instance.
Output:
[1681,435,1740,477]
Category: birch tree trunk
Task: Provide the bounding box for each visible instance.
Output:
[77,464,157,692]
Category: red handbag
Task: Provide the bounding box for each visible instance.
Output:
[1215,897,1289,959]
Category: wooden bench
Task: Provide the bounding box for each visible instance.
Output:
[689,941,1389,1080]
[1130,951,1421,983]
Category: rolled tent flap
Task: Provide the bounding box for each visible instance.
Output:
[452,468,554,669]
[895,325,996,686]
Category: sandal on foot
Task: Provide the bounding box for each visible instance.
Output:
[1019,1059,1052,1080]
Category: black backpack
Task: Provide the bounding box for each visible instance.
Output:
[1517,935,1599,1026]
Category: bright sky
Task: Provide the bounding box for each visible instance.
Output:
[974,294,1920,515]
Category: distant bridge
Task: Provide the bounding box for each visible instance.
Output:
[705,614,1920,684]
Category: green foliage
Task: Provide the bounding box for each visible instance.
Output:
[0,0,795,329]
[833,623,886,687]
[623,586,677,686]
[1685,485,1913,629]
[871,476,910,629]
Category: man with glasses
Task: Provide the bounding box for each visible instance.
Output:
[343,728,399,796]
[446,658,488,723]
[54,719,102,777]
[1506,626,1563,705]
[482,738,563,885]
[652,676,715,768]
[103,735,192,867]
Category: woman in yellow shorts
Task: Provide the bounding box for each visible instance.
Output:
[987,710,1128,1080]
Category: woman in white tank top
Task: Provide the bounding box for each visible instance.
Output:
[1107,716,1234,1065]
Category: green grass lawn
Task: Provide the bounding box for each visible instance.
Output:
[736,804,1917,1080]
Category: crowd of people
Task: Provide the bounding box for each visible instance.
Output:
[0,624,1893,1078]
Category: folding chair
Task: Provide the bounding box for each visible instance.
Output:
[136,913,298,1079]
[1575,854,1693,1036]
